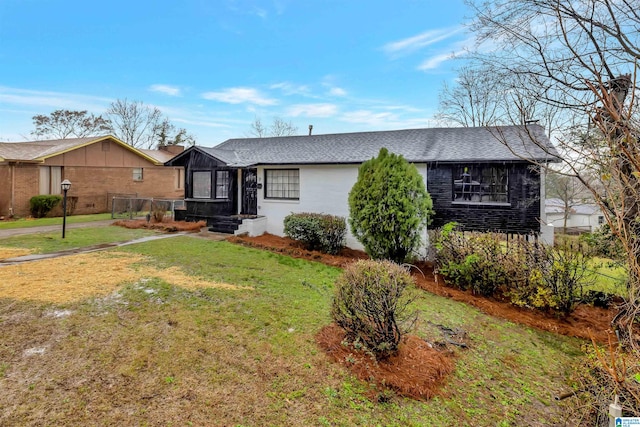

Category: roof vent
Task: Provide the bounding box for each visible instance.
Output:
[308,125,313,136]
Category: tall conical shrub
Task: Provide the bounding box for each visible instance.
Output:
[348,148,434,263]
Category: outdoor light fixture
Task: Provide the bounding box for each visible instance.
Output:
[61,179,71,238]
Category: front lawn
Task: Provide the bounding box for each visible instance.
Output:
[0,227,158,257]
[0,213,114,230]
[0,236,585,426]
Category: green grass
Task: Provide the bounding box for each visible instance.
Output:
[0,226,158,254]
[0,236,584,426]
[0,213,114,230]
[587,256,628,296]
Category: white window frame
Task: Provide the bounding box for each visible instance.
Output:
[133,167,144,181]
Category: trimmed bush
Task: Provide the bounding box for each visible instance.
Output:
[331,259,415,360]
[29,195,62,218]
[283,213,346,254]
[349,148,434,263]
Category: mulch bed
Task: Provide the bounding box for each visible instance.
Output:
[112,219,206,233]
[315,324,455,400]
[229,233,616,344]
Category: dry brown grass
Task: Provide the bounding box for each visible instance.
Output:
[0,247,32,260]
[0,251,250,303]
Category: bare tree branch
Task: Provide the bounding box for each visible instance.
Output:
[31,110,111,140]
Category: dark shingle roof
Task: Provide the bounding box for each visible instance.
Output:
[193,125,558,167]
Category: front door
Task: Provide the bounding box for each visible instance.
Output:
[242,168,258,215]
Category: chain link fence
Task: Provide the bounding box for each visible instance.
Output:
[111,197,185,220]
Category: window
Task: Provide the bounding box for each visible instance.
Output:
[175,169,184,190]
[192,171,211,198]
[598,215,605,225]
[215,170,230,199]
[453,165,508,204]
[133,167,143,181]
[265,169,299,199]
[39,166,62,195]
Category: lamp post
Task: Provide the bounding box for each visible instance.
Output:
[61,179,71,238]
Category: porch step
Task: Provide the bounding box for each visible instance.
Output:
[207,216,242,234]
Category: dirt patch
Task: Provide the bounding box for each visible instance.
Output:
[316,324,455,400]
[112,219,206,233]
[228,233,368,267]
[229,233,616,344]
[0,251,249,304]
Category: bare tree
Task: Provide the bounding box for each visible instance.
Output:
[545,169,590,233]
[106,99,194,148]
[106,99,162,149]
[465,0,640,344]
[248,117,298,137]
[154,118,196,148]
[270,117,298,137]
[435,66,505,127]
[435,65,567,138]
[31,110,112,140]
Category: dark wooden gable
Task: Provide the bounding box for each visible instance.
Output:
[168,147,238,222]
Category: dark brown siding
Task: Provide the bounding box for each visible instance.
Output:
[181,150,238,223]
[428,162,541,234]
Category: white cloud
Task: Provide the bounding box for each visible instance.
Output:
[270,82,311,96]
[287,103,338,118]
[417,52,456,70]
[340,110,398,126]
[172,117,231,128]
[149,84,181,96]
[382,27,464,56]
[251,7,267,19]
[418,45,469,70]
[339,109,435,129]
[0,86,111,112]
[328,87,347,97]
[201,87,277,106]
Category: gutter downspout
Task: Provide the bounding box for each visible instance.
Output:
[10,162,15,217]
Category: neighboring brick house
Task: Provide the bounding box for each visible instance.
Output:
[0,135,184,217]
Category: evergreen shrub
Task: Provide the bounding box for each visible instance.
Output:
[29,195,62,218]
[348,148,433,263]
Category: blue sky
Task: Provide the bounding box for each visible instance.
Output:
[0,0,473,144]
